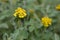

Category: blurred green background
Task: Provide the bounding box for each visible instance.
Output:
[0,0,60,40]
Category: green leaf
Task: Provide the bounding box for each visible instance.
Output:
[54,33,60,40]
[0,23,8,28]
[29,26,35,32]
[16,30,28,40]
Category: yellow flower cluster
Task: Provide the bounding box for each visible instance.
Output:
[41,17,52,27]
[13,7,27,18]
[56,4,60,10]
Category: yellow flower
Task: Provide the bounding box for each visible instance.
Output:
[13,7,27,18]
[41,17,52,27]
[56,4,60,10]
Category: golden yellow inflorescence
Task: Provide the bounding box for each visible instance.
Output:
[41,17,52,27]
[56,4,60,10]
[13,7,27,18]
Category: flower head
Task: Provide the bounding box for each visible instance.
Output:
[41,17,52,27]
[56,4,60,10]
[13,7,27,18]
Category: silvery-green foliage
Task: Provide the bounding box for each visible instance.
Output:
[0,0,60,40]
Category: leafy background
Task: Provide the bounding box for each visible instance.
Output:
[0,0,60,40]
